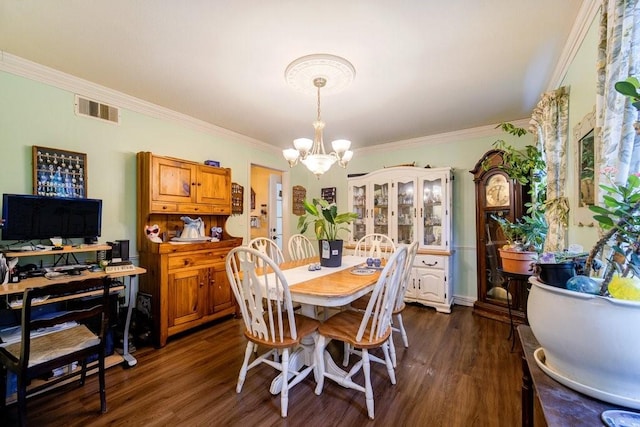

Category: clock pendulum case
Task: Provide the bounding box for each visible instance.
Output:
[469,149,529,322]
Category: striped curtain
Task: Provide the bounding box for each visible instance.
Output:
[530,87,570,252]
[596,0,640,188]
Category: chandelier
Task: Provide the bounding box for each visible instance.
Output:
[282,54,355,178]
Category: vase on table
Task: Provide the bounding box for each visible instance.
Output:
[319,240,343,267]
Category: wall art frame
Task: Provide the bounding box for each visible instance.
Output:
[321,187,336,204]
[231,182,244,215]
[573,106,597,227]
[292,185,306,215]
[32,146,88,198]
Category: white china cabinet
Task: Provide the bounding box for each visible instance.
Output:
[347,166,454,313]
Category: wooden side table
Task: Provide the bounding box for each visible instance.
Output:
[517,324,623,426]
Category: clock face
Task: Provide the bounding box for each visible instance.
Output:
[486,174,510,207]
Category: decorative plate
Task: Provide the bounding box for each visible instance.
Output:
[350,268,377,276]
[357,263,384,270]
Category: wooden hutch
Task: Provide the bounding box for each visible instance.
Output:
[136,152,242,347]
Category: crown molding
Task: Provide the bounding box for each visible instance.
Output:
[547,0,600,89]
[0,51,280,154]
[358,118,531,155]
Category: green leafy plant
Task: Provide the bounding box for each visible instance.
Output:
[485,123,549,252]
[297,198,358,241]
[614,76,640,109]
[492,210,548,253]
[485,123,546,187]
[586,169,640,295]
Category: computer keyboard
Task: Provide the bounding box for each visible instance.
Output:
[44,264,89,273]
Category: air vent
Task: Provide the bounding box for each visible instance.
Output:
[74,95,120,124]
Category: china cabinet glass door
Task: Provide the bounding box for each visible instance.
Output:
[395,178,416,244]
[350,181,367,243]
[372,181,389,236]
[421,175,444,248]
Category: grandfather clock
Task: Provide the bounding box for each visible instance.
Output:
[470,149,528,322]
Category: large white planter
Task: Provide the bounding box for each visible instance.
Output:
[528,277,640,409]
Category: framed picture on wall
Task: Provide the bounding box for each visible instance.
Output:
[321,187,336,204]
[32,146,88,198]
[292,185,306,215]
[231,182,244,215]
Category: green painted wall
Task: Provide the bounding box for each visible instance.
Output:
[561,13,600,250]
[0,11,599,303]
[0,70,315,256]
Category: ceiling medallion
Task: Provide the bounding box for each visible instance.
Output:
[284,54,356,96]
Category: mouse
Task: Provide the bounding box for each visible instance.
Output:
[68,269,82,276]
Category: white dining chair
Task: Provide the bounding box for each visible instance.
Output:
[225,246,320,418]
[249,237,285,266]
[344,241,417,367]
[314,245,407,420]
[354,233,396,260]
[388,240,419,366]
[287,234,316,261]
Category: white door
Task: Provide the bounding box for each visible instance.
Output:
[269,174,283,251]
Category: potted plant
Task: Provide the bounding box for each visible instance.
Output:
[485,123,549,274]
[534,250,588,288]
[493,211,547,274]
[527,78,640,410]
[297,198,358,267]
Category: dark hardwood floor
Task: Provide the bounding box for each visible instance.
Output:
[4,305,526,426]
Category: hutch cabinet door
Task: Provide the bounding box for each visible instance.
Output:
[196,166,231,209]
[207,264,233,314]
[413,266,445,303]
[419,170,451,251]
[168,269,205,327]
[151,156,196,204]
[348,178,368,244]
[394,176,417,245]
[372,179,390,237]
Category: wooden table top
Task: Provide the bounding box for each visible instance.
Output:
[518,325,623,426]
[278,257,380,307]
[0,266,146,297]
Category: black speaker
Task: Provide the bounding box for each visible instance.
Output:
[106,241,121,262]
[117,239,130,261]
[107,240,130,262]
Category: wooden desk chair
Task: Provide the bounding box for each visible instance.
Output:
[354,233,396,260]
[249,237,285,266]
[314,245,407,420]
[0,277,111,426]
[287,234,316,261]
[345,241,418,367]
[225,246,319,418]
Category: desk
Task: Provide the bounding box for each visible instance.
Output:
[1,267,146,367]
[517,324,622,426]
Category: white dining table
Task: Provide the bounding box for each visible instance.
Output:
[267,255,383,394]
[284,256,377,308]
